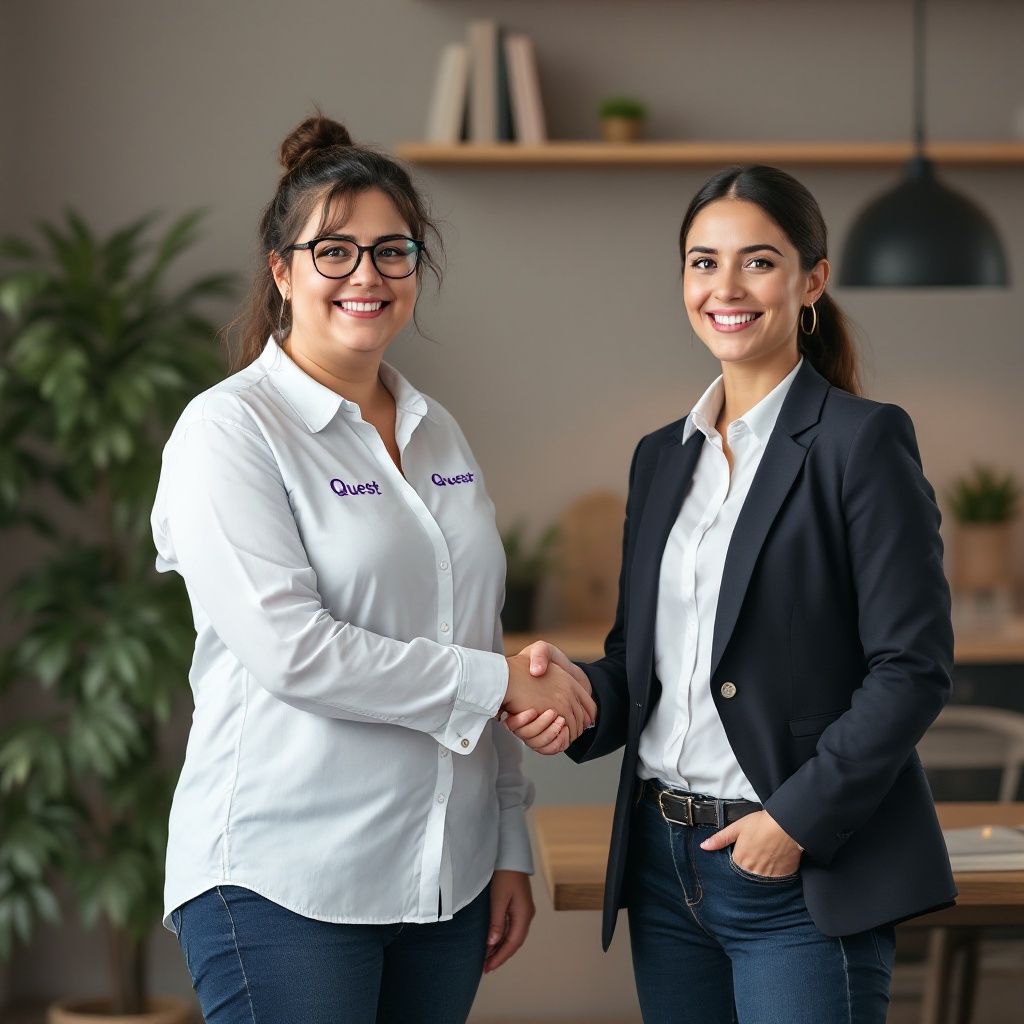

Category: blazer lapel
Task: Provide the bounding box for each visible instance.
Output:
[711,362,830,677]
[627,430,703,690]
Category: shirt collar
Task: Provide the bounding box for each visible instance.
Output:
[258,338,428,433]
[681,357,804,446]
[682,375,726,444]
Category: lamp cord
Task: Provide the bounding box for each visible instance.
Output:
[913,0,926,155]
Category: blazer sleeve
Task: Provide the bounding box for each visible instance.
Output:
[764,402,954,864]
[567,441,642,763]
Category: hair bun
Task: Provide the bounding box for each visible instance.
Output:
[279,114,353,173]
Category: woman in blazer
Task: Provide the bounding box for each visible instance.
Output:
[509,165,955,1023]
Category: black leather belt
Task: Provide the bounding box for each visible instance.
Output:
[643,779,762,828]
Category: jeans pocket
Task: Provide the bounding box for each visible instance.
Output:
[170,908,182,939]
[727,849,800,884]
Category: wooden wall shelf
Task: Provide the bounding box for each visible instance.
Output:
[394,140,1024,168]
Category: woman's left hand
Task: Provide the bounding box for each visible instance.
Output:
[700,810,803,877]
[485,870,536,973]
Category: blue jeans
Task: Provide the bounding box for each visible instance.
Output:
[171,884,490,1024]
[627,795,896,1024]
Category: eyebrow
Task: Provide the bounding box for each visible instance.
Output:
[686,244,785,257]
[316,232,408,243]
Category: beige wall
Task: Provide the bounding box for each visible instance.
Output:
[3,0,1024,1016]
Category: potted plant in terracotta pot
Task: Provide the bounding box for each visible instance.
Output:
[597,95,647,142]
[500,521,560,633]
[0,211,233,1022]
[947,465,1020,615]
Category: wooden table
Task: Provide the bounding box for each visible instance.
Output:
[531,802,1024,924]
[532,803,1024,1024]
[505,619,1024,665]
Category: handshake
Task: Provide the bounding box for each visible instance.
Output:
[502,642,597,755]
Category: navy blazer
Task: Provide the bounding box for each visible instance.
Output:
[569,361,957,949]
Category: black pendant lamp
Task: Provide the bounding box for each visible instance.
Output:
[839,0,1009,287]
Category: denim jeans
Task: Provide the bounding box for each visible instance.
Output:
[171,884,490,1024]
[627,794,896,1024]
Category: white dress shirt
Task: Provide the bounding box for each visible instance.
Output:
[151,339,531,928]
[639,359,802,800]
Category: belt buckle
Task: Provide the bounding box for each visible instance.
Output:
[657,789,693,827]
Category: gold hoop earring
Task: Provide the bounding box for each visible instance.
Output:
[800,302,818,336]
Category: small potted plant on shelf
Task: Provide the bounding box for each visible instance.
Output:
[0,210,234,1022]
[500,521,560,633]
[947,465,1020,608]
[598,95,647,143]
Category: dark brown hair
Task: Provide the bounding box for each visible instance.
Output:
[678,165,860,396]
[227,112,442,370]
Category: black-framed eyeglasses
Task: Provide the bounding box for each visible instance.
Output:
[284,235,425,280]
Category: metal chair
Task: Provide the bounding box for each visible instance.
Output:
[916,704,1024,1024]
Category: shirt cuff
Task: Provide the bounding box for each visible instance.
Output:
[443,647,508,754]
[494,805,535,874]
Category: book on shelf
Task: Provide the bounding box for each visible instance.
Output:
[504,33,547,145]
[943,825,1024,872]
[424,22,548,146]
[467,19,499,143]
[425,42,470,144]
[496,28,515,142]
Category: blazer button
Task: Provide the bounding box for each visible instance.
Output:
[720,682,737,699]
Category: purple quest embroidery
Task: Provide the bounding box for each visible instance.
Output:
[330,478,382,497]
[431,472,475,487]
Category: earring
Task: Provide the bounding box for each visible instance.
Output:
[800,302,818,335]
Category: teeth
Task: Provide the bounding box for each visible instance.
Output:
[339,301,384,312]
[712,312,758,325]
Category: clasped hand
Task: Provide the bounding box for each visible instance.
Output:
[502,642,595,754]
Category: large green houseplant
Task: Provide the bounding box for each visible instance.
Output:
[0,211,233,1017]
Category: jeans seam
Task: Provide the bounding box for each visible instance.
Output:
[172,909,192,977]
[665,821,702,909]
[217,886,258,1024]
[684,830,720,941]
[837,934,853,1024]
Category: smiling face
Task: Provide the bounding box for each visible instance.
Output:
[682,198,828,380]
[272,188,418,375]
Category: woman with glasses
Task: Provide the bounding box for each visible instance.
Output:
[151,113,595,1024]
[508,165,955,1023]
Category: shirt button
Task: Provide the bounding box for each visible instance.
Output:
[439,749,448,758]
[439,560,449,571]
[461,738,470,748]
[437,794,445,804]
[440,622,450,633]
[720,682,737,699]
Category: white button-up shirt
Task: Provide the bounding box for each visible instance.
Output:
[639,360,802,800]
[151,340,532,927]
